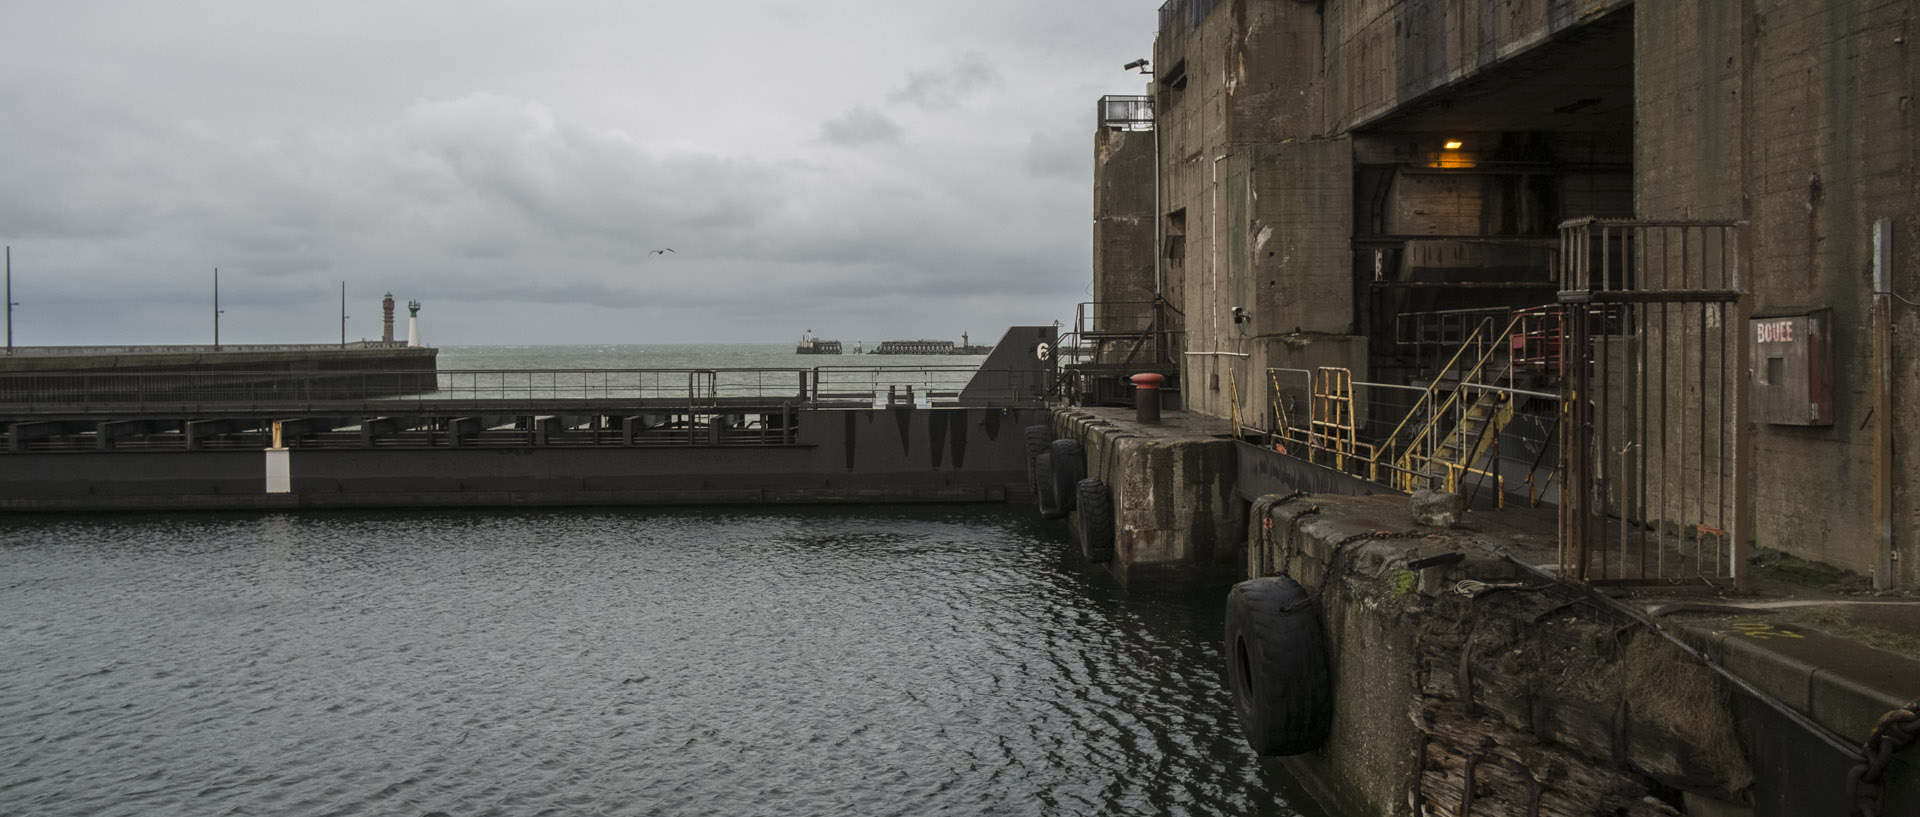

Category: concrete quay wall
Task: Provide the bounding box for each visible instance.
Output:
[1058,409,1916,817]
[1256,494,1756,817]
[1052,407,1244,569]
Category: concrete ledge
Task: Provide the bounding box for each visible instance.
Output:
[1700,629,1818,715]
[1679,617,1919,744]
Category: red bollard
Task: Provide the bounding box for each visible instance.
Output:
[1130,373,1165,424]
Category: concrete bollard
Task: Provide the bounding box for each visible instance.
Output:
[1131,373,1165,424]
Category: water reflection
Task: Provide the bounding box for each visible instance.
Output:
[0,507,1322,816]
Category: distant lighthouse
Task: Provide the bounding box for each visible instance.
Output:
[406,300,423,347]
[382,292,396,343]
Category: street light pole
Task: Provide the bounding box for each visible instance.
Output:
[213,267,223,350]
[340,281,348,347]
[5,245,14,355]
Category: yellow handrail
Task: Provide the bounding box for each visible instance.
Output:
[1372,317,1496,464]
[1375,313,1528,483]
[1229,366,1243,441]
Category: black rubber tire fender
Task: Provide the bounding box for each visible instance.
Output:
[1223,576,1333,756]
[1023,425,1051,487]
[1048,438,1085,513]
[1034,449,1065,519]
[1074,478,1115,562]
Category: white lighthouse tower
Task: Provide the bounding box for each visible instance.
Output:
[406,300,423,347]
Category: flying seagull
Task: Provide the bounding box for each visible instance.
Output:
[649,248,675,256]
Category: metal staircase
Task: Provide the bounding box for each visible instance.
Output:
[1375,314,1526,501]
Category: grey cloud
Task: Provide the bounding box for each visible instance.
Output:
[0,1,1141,345]
[1022,127,1090,181]
[817,107,904,147]
[888,53,1003,108]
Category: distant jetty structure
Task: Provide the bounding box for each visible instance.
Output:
[872,340,953,355]
[871,333,994,356]
[795,330,842,355]
[0,291,436,400]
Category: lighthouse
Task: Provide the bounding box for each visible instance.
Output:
[406,300,423,347]
[382,292,396,343]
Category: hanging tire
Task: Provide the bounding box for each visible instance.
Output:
[1048,438,1085,513]
[1223,576,1333,756]
[1075,478,1115,562]
[1024,425,1051,487]
[1034,450,1065,519]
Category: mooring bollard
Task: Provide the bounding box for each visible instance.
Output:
[1131,373,1165,424]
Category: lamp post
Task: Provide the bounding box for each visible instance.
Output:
[339,281,349,347]
[213,268,224,350]
[1122,59,1162,362]
[5,246,16,355]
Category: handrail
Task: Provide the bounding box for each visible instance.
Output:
[1389,313,1527,486]
[1371,316,1500,470]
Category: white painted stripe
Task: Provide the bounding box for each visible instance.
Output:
[265,448,291,494]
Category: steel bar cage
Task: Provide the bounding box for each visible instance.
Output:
[1556,218,1752,588]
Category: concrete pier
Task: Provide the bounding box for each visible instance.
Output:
[1045,406,1916,816]
[0,344,439,401]
[1052,406,1242,569]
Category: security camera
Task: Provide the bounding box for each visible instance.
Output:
[1123,59,1151,73]
[1231,306,1250,324]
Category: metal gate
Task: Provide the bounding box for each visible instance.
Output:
[1557,219,1753,588]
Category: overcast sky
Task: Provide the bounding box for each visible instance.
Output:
[0,1,1156,346]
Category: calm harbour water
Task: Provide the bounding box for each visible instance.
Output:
[0,508,1320,817]
[1,346,1323,816]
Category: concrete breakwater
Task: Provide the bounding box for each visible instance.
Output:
[0,344,439,402]
[1043,407,1918,817]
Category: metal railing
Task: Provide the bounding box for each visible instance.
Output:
[1098,95,1153,132]
[1557,218,1752,588]
[1068,300,1184,366]
[1260,366,1562,511]
[0,365,1006,410]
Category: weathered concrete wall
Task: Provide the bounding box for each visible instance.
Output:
[1154,2,1363,421]
[1321,0,1636,134]
[1636,0,1919,585]
[1093,126,1157,330]
[1253,493,1756,817]
[1055,408,1244,568]
[1247,140,1355,337]
[1137,0,1918,583]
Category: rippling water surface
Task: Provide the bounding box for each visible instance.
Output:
[1,508,1321,816]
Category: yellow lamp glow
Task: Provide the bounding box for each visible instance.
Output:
[1443,140,1464,150]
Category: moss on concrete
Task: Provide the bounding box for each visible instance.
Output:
[1750,549,1860,591]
